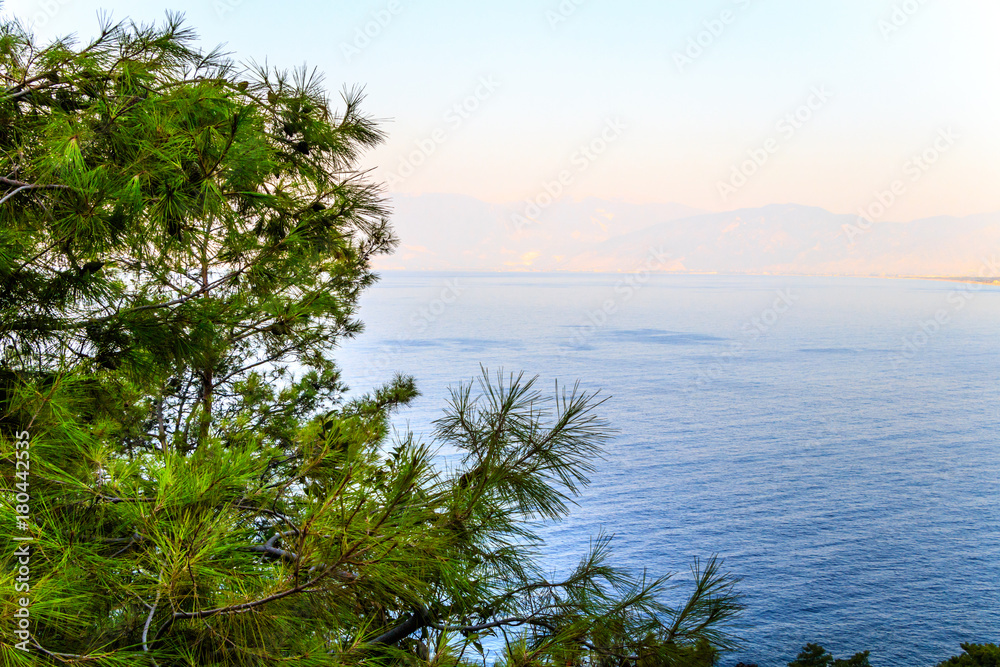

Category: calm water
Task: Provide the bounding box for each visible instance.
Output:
[337,273,1000,667]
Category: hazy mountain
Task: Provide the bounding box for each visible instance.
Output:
[373,194,1000,276]
[376,194,705,271]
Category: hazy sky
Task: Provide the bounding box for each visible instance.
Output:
[5,0,1000,221]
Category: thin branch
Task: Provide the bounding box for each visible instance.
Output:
[142,584,162,653]
[152,565,342,643]
[0,182,70,206]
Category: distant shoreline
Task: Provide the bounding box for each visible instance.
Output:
[903,276,1000,286]
[375,268,1000,285]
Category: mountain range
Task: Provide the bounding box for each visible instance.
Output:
[372,193,1000,277]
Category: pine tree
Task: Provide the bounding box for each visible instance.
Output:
[1,13,743,666]
[936,644,1000,667]
[788,643,871,667]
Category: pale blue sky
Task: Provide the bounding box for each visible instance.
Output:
[5,0,999,220]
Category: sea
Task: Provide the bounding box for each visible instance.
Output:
[336,272,1000,667]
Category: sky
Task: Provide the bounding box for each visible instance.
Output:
[4,0,1000,222]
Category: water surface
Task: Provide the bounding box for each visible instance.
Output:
[338,273,1000,666]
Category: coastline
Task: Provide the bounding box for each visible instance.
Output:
[903,276,1000,286]
[375,268,1000,285]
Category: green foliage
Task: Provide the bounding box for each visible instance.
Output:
[936,643,1000,667]
[0,12,390,400]
[0,11,744,667]
[788,643,870,667]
